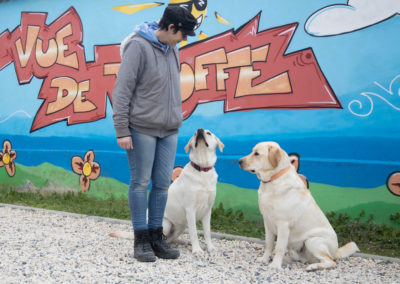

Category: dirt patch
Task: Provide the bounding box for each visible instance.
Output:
[15,180,78,196]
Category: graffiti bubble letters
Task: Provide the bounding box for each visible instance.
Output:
[0,9,341,131]
[15,23,78,70]
[0,9,86,84]
[47,78,95,114]
[181,44,292,101]
[179,14,341,118]
[0,8,120,132]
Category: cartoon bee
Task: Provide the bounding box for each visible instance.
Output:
[169,0,207,30]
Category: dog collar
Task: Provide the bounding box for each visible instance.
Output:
[190,161,213,172]
[262,166,291,183]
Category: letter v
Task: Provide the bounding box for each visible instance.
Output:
[15,25,40,68]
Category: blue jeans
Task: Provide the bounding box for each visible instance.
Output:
[126,128,178,231]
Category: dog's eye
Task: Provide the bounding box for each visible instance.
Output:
[254,152,259,156]
[206,132,211,135]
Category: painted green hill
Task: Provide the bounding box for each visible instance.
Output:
[216,181,400,229]
[1,162,399,229]
[0,162,128,200]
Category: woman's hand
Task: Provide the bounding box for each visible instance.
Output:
[117,136,133,150]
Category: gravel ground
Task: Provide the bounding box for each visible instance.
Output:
[0,205,399,284]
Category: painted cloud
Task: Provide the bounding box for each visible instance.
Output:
[305,0,400,36]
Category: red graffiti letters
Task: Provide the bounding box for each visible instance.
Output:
[0,8,120,132]
[0,9,340,132]
[179,14,341,118]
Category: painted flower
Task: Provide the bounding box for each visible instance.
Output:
[0,140,17,177]
[387,172,400,197]
[71,150,100,193]
[172,166,184,182]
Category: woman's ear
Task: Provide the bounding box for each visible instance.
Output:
[168,23,176,33]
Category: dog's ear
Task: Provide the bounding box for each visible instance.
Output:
[216,137,224,152]
[288,154,299,172]
[184,137,194,153]
[268,145,281,168]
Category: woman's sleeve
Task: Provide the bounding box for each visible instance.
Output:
[112,40,143,138]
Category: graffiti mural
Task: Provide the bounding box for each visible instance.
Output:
[0,0,399,228]
[0,8,119,131]
[0,8,340,130]
[179,14,341,118]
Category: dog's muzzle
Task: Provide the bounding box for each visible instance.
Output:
[195,128,208,148]
[238,158,255,172]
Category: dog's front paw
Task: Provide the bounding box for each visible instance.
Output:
[192,246,204,255]
[305,263,319,272]
[268,259,283,270]
[206,244,216,253]
[256,253,271,264]
[282,254,293,265]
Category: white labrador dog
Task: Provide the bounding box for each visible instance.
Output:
[239,142,358,271]
[163,128,224,254]
[110,128,224,255]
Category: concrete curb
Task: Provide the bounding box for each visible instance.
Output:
[1,202,399,263]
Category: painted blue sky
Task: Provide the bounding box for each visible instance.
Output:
[0,0,399,139]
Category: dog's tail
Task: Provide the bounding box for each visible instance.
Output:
[109,231,134,240]
[334,242,359,259]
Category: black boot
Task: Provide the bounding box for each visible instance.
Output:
[134,229,156,262]
[148,227,180,259]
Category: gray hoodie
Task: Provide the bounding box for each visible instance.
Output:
[112,21,183,138]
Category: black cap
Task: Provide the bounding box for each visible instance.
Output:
[162,5,197,36]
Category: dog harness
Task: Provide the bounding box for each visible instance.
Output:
[262,166,291,183]
[190,161,213,172]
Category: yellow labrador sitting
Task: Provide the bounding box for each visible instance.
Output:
[239,142,358,271]
[163,128,224,254]
[110,129,224,254]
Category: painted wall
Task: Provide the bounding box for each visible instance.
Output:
[1,0,399,226]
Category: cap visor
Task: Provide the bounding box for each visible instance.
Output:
[186,30,196,36]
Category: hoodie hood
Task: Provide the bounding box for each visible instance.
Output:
[120,21,168,57]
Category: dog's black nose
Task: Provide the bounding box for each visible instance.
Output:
[196,129,204,140]
[238,159,243,165]
[195,128,207,147]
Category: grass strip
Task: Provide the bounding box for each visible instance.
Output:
[0,188,399,258]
